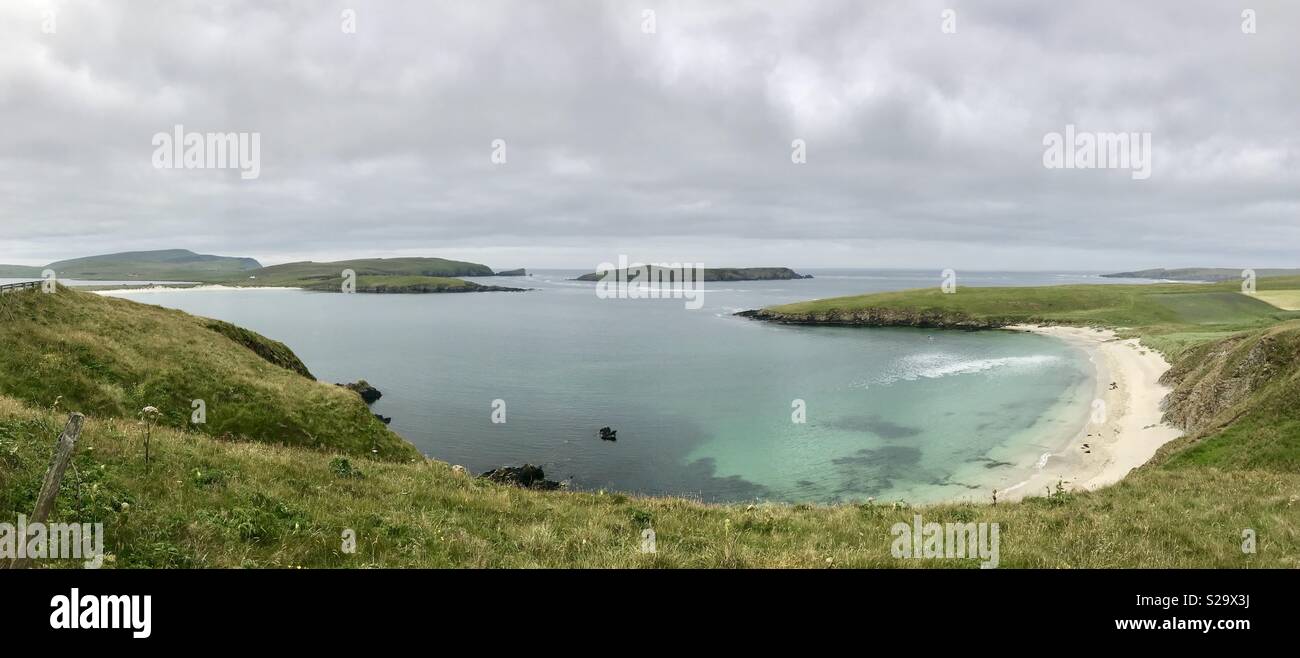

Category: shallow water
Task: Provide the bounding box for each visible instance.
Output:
[104,269,1145,503]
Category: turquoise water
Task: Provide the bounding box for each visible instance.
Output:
[104,270,1121,503]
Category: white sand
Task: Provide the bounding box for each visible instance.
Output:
[998,325,1182,501]
[92,285,301,296]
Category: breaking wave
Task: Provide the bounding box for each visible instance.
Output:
[856,352,1063,387]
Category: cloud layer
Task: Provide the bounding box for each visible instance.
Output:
[2,0,1297,270]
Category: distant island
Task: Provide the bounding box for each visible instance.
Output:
[2,250,529,294]
[224,257,527,293]
[0,248,261,281]
[574,266,811,282]
[1102,267,1300,282]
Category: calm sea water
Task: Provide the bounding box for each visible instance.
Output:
[101,269,1156,504]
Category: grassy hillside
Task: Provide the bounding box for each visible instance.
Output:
[1,278,1298,567]
[44,249,261,281]
[0,393,1293,567]
[0,264,44,277]
[0,287,416,460]
[1155,321,1300,473]
[755,278,1300,359]
[229,258,496,287]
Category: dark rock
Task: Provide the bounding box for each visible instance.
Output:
[374,413,392,425]
[339,380,382,404]
[477,464,561,490]
[598,426,617,441]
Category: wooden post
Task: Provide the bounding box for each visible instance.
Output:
[7,412,83,569]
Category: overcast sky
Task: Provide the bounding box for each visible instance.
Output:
[2,0,1297,270]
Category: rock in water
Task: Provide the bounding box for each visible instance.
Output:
[477,464,561,490]
[373,413,392,425]
[598,426,617,441]
[339,380,382,404]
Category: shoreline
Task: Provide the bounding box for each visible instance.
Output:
[995,325,1182,501]
[92,284,303,295]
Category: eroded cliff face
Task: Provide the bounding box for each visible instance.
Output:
[1159,327,1300,433]
[735,308,1007,329]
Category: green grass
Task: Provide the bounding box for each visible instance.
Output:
[0,396,1294,567]
[45,249,260,281]
[1252,290,1300,311]
[311,275,483,293]
[763,279,1300,359]
[226,257,495,288]
[0,287,417,461]
[0,264,44,277]
[1145,292,1281,324]
[3,277,1300,567]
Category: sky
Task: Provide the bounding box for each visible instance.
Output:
[1,0,1298,271]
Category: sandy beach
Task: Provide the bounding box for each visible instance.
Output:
[92,285,302,296]
[998,325,1182,501]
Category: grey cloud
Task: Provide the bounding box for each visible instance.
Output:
[1,0,1297,270]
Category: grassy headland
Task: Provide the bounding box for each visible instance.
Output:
[218,257,525,293]
[1,249,261,282]
[0,281,1297,567]
[0,287,416,460]
[746,278,1300,359]
[0,264,44,278]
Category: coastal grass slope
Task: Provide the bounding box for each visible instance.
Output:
[0,393,1293,567]
[0,264,44,278]
[217,257,524,293]
[750,278,1300,358]
[225,257,494,287]
[0,287,417,461]
[3,249,263,282]
[1,280,1298,567]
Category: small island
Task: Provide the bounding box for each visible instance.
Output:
[573,266,811,282]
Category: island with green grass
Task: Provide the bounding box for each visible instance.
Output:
[2,250,531,294]
[1,274,1298,567]
[738,278,1300,356]
[218,257,528,293]
[0,249,261,281]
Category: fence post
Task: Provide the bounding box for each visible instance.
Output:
[6,412,84,569]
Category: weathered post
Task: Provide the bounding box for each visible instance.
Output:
[7,412,84,569]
